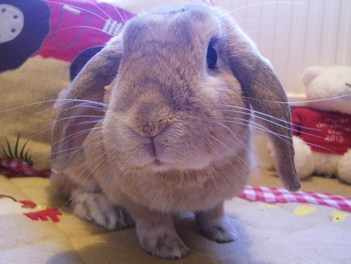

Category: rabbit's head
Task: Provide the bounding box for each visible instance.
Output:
[53,4,300,191]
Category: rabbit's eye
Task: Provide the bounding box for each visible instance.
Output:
[207,40,218,70]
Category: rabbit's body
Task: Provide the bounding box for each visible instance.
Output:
[96,132,249,213]
[51,3,300,259]
[103,154,249,212]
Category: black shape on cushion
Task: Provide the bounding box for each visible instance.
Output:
[0,0,50,73]
[70,46,104,81]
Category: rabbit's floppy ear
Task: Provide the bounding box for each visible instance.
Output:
[218,14,300,191]
[51,36,123,168]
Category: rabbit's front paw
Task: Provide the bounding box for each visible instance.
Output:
[137,225,190,259]
[72,190,134,230]
[197,208,238,243]
[199,219,238,243]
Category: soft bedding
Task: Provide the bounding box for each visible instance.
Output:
[1,174,350,264]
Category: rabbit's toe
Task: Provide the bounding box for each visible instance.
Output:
[198,216,238,243]
[72,190,134,230]
[137,225,190,259]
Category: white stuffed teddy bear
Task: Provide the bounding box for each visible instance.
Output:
[269,65,351,184]
[302,66,351,115]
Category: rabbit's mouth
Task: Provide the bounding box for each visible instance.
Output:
[141,140,212,172]
[154,158,162,166]
[149,158,172,172]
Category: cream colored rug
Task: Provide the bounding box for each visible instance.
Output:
[1,175,350,264]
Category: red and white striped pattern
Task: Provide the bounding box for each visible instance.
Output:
[240,185,351,213]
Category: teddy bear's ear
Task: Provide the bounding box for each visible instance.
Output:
[302,66,325,87]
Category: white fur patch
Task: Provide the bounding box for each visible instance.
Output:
[71,190,118,230]
[136,222,190,259]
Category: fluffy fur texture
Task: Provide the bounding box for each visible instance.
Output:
[50,3,299,259]
[303,66,351,115]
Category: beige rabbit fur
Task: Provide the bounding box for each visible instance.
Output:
[50,3,300,259]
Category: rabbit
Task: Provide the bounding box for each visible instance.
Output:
[50,3,300,260]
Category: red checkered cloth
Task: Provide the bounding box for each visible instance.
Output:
[240,185,351,213]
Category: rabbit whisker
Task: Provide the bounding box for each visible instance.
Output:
[224,115,324,140]
[218,107,324,139]
[51,145,85,159]
[192,115,293,146]
[56,98,107,107]
[52,115,104,126]
[219,104,321,132]
[66,103,107,112]
[73,119,104,126]
[80,152,109,184]
[242,94,351,105]
[51,125,102,148]
[0,98,106,114]
[218,117,332,152]
[209,133,250,169]
[16,115,102,142]
[109,2,128,23]
[87,0,114,20]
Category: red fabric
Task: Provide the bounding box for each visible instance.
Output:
[37,0,134,62]
[19,200,37,209]
[0,195,62,223]
[292,107,351,155]
[24,208,63,223]
[239,185,351,213]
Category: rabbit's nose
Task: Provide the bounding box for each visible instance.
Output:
[131,99,173,138]
[140,118,170,138]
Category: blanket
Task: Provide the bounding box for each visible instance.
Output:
[1,174,350,264]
